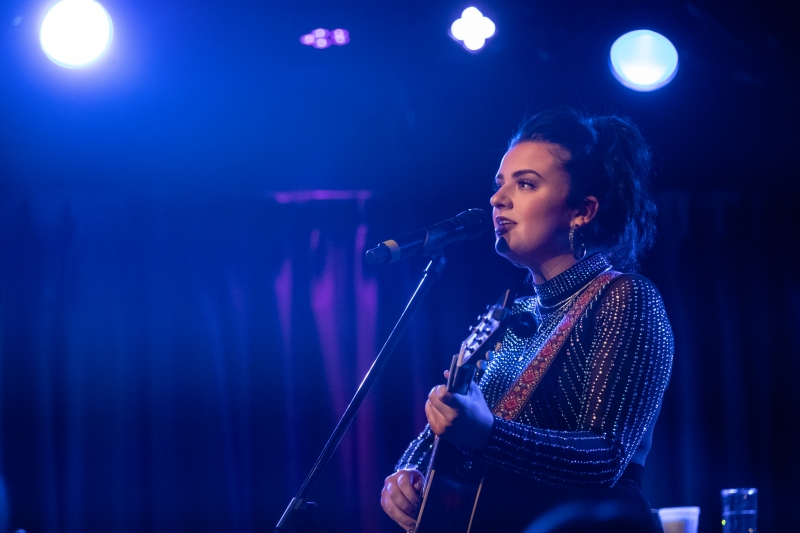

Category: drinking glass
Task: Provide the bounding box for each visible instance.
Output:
[657,506,700,533]
[721,488,757,533]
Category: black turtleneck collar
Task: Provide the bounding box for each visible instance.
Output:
[533,254,613,307]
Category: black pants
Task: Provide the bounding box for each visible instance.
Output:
[469,463,659,533]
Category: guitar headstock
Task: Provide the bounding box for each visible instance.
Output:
[446,290,512,394]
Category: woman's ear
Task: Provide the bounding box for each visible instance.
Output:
[572,196,599,228]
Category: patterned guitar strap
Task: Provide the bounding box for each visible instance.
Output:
[492,270,621,421]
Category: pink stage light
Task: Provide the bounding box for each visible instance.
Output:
[332,29,349,45]
[271,190,372,204]
[300,28,350,48]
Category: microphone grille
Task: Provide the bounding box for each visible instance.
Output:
[456,208,492,238]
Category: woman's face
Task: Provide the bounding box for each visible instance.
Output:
[490,141,576,271]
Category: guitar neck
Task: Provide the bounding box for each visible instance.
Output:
[415,290,512,533]
[447,353,476,395]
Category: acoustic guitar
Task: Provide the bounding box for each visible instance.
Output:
[414,290,512,533]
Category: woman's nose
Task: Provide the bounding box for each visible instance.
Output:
[490,185,508,209]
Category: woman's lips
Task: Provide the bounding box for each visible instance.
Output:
[494,217,514,236]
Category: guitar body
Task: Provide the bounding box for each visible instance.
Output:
[414,439,487,533]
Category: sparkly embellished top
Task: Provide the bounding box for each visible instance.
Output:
[396,254,674,488]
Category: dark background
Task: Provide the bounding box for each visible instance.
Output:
[1,0,798,531]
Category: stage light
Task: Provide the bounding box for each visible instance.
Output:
[450,7,495,53]
[300,28,350,49]
[40,0,112,68]
[609,30,678,92]
[331,29,349,45]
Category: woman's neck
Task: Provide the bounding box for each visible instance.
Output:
[528,254,579,286]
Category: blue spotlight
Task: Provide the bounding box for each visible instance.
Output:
[40,0,113,68]
[609,30,678,92]
[450,7,495,53]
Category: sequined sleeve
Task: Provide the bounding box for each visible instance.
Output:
[480,275,673,488]
[395,426,435,472]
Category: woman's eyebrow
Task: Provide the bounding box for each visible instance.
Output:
[494,169,544,181]
[512,169,544,180]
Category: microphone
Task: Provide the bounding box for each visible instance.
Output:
[365,208,491,265]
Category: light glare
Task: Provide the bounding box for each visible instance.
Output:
[300,28,349,49]
[449,7,495,53]
[40,0,112,68]
[610,30,678,91]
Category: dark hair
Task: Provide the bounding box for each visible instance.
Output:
[510,107,657,270]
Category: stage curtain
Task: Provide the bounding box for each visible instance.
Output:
[0,192,401,532]
[1,189,797,533]
[640,190,800,533]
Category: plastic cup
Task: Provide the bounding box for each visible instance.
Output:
[657,506,700,533]
[721,488,757,533]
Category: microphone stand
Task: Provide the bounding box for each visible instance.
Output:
[275,255,447,532]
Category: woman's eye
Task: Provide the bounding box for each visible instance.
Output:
[492,180,501,192]
[518,180,535,189]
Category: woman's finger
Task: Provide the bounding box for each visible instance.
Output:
[381,470,425,530]
[387,481,415,514]
[429,385,458,410]
[380,491,415,530]
[425,400,437,431]
[396,471,423,507]
[425,399,445,434]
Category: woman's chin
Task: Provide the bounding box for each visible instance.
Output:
[495,239,527,268]
[494,236,511,257]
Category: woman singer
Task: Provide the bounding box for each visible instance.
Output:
[380,107,674,532]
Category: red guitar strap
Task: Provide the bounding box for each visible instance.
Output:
[492,271,621,421]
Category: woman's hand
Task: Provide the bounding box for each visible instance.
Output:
[380,468,424,531]
[425,377,494,450]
